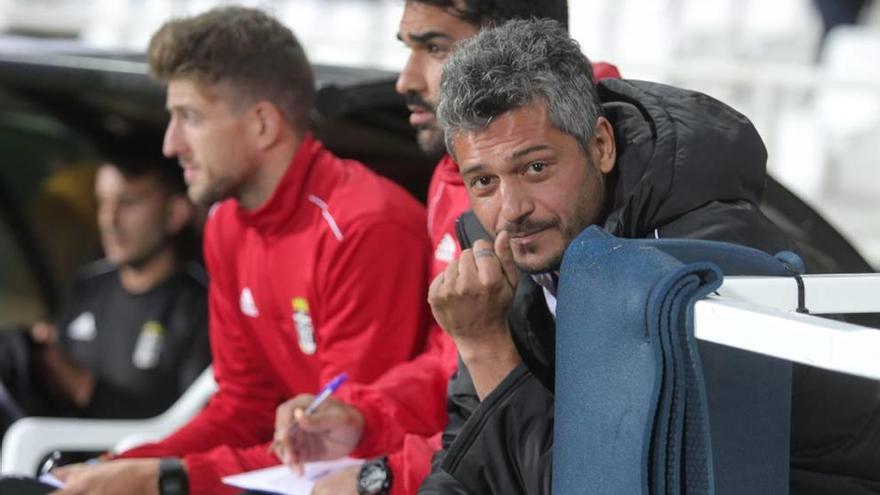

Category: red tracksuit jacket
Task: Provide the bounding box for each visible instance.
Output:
[335,154,466,494]
[118,135,432,494]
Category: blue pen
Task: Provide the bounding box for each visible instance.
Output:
[303,372,348,416]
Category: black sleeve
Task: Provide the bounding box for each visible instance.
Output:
[418,355,480,494]
[424,364,553,495]
[416,470,471,495]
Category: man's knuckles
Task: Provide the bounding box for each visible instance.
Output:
[452,271,505,297]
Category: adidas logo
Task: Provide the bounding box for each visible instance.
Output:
[435,233,457,263]
[240,287,259,318]
[68,312,97,341]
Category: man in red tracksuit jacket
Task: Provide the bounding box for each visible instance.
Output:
[52,7,431,495]
[274,2,621,494]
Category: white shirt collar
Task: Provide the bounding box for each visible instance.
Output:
[531,273,558,319]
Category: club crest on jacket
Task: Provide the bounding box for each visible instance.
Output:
[292,297,316,355]
[133,320,165,369]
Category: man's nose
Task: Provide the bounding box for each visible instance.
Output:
[499,181,535,227]
[395,52,425,96]
[98,202,121,230]
[163,119,183,158]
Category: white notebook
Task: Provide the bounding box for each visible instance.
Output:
[222,458,364,495]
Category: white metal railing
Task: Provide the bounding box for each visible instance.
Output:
[0,366,217,476]
[695,274,880,380]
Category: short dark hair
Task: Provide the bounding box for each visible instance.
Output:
[148,6,314,134]
[438,19,601,155]
[409,0,568,30]
[98,132,185,196]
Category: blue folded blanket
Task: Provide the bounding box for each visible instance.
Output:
[553,227,798,495]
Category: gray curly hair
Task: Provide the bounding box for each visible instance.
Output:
[436,18,601,157]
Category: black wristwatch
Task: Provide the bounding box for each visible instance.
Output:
[158,457,189,495]
[357,456,392,495]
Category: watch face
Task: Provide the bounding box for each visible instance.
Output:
[160,478,185,494]
[360,462,388,493]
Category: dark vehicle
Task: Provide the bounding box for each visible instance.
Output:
[0,35,874,332]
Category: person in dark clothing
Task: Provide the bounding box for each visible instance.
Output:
[424,18,880,494]
[0,143,209,433]
[814,0,872,38]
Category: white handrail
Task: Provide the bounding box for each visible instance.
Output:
[716,273,880,314]
[0,367,216,476]
[695,274,880,380]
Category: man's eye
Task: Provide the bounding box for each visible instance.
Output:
[178,109,198,123]
[427,44,447,56]
[471,176,493,189]
[527,162,547,174]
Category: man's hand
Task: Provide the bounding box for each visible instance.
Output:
[310,465,359,495]
[50,458,161,495]
[33,320,96,408]
[273,394,364,475]
[428,231,521,399]
[30,321,59,345]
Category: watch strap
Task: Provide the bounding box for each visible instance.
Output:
[158,457,189,495]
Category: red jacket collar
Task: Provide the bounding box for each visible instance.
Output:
[434,154,463,186]
[235,132,323,233]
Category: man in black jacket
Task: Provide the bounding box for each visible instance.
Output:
[425,18,880,494]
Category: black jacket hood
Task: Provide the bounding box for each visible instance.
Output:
[599,79,768,238]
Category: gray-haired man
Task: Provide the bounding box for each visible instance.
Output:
[425,18,880,495]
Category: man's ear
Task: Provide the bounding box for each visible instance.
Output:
[249,101,286,150]
[590,116,616,175]
[164,195,194,236]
